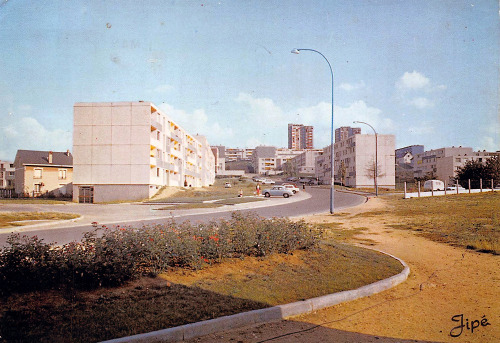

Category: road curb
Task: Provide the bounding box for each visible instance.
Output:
[0,216,82,233]
[102,251,409,343]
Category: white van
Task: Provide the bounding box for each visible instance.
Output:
[423,179,445,191]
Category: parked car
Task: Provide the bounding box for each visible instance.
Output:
[286,177,298,182]
[423,180,445,191]
[261,179,276,184]
[263,185,294,198]
[307,179,319,185]
[298,178,311,184]
[224,182,232,188]
[252,176,265,182]
[282,183,299,194]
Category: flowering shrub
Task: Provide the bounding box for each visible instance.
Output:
[0,212,321,294]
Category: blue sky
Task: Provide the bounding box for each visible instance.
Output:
[0,0,498,160]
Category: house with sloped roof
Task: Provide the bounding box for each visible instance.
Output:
[14,150,73,197]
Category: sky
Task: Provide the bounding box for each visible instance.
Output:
[0,0,498,161]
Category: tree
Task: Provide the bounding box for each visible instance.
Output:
[485,155,500,186]
[455,156,500,189]
[339,161,347,186]
[365,158,384,188]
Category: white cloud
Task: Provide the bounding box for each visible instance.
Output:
[409,97,434,109]
[478,136,499,152]
[235,92,285,126]
[158,103,233,144]
[0,116,72,160]
[396,71,430,90]
[339,80,366,91]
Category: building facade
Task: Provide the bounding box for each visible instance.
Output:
[14,150,73,197]
[283,149,323,176]
[413,146,473,180]
[335,126,361,143]
[72,102,215,203]
[224,148,254,162]
[252,146,277,175]
[395,145,424,183]
[0,160,15,189]
[288,124,314,150]
[316,133,396,188]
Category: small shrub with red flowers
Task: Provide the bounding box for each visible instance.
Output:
[0,212,322,294]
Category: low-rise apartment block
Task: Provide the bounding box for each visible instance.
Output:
[252,146,307,175]
[316,132,396,188]
[0,160,15,189]
[225,148,254,162]
[73,102,215,203]
[14,150,73,197]
[395,145,499,185]
[283,149,323,176]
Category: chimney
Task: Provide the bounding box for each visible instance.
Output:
[66,149,70,156]
[48,151,53,164]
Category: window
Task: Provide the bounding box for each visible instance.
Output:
[34,168,42,179]
[34,183,41,193]
[58,169,67,180]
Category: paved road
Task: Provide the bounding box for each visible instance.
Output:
[0,188,365,246]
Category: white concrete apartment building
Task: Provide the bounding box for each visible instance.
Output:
[413,146,474,180]
[0,160,15,189]
[73,101,215,203]
[284,149,323,176]
[316,133,396,188]
[225,148,254,162]
[411,146,499,184]
[252,146,307,175]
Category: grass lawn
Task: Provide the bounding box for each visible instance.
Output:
[0,243,401,343]
[387,192,499,254]
[149,178,263,203]
[0,211,80,228]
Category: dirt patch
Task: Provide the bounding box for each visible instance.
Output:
[187,196,499,343]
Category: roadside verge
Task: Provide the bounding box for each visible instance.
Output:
[103,251,409,343]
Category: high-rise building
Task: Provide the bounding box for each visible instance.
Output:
[288,124,314,150]
[335,126,361,143]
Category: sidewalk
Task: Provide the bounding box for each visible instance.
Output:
[0,191,311,233]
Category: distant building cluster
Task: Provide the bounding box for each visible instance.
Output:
[3,113,499,201]
[396,145,499,185]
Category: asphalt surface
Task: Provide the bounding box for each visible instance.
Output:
[0,187,366,247]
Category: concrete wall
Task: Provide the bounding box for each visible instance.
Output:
[73,184,150,203]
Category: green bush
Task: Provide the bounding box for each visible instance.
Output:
[0,212,321,294]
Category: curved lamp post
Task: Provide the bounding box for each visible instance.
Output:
[291,48,335,214]
[353,120,378,196]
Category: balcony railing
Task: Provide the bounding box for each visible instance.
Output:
[151,118,163,132]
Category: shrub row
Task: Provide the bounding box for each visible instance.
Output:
[0,212,321,295]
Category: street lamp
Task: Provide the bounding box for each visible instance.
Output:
[353,120,378,196]
[291,48,335,214]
